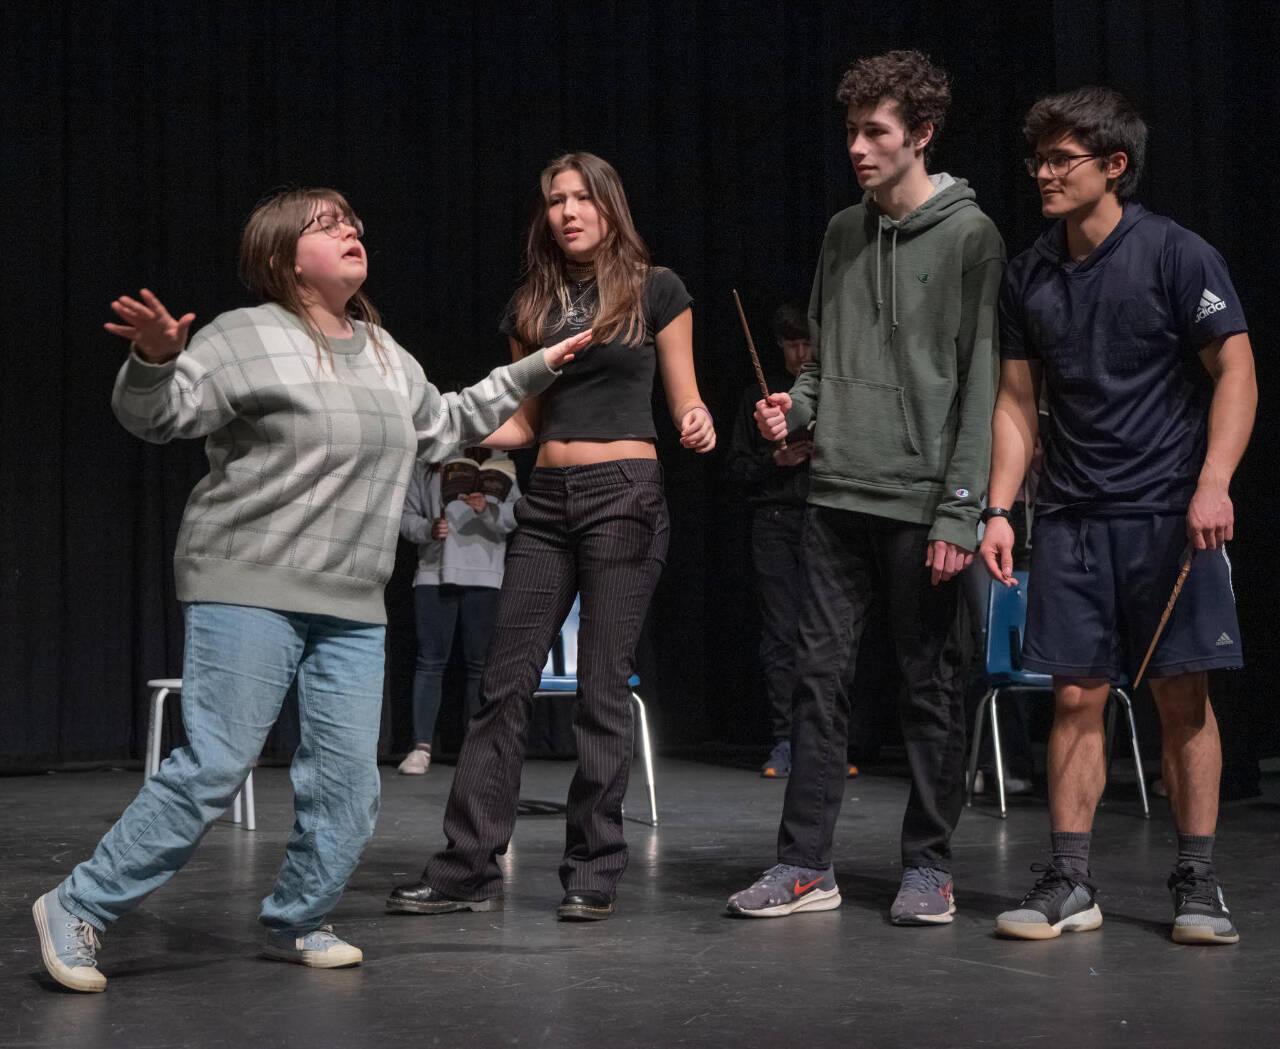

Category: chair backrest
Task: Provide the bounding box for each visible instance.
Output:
[985,570,1032,678]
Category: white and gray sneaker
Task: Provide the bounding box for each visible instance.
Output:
[996,862,1103,940]
[32,890,106,992]
[1168,864,1240,945]
[263,924,363,968]
[725,863,841,918]
[890,866,956,925]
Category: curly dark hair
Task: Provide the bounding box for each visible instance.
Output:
[1023,86,1147,200]
[836,49,951,159]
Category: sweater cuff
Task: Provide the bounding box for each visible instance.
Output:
[506,350,559,396]
[121,350,179,390]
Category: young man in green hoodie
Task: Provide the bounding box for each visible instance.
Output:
[726,50,1005,923]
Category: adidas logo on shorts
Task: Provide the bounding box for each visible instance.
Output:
[1196,288,1227,323]
[1215,632,1234,647]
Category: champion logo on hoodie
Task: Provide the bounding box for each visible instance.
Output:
[917,271,931,284]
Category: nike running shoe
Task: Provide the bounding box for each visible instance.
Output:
[725,863,840,918]
[995,862,1102,940]
[890,866,956,925]
[1168,864,1240,945]
[761,740,791,778]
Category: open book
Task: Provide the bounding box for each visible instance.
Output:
[440,453,516,503]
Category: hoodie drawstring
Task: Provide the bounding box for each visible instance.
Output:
[874,221,900,342]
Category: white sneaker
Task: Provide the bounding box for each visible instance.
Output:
[263,925,363,968]
[398,748,431,775]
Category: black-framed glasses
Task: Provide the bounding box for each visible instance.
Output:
[1023,152,1102,178]
[299,212,365,238]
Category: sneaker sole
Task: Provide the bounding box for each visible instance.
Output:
[891,900,957,926]
[1172,923,1239,945]
[995,903,1103,940]
[31,897,106,993]
[385,896,503,915]
[262,944,363,968]
[726,887,841,918]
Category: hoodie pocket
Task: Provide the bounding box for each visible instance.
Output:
[816,377,920,486]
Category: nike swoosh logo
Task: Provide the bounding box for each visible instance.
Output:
[793,878,823,894]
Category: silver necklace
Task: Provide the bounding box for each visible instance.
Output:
[564,279,597,326]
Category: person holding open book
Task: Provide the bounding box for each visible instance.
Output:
[397,448,521,774]
[388,151,715,922]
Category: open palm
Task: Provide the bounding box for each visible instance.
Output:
[104,288,194,362]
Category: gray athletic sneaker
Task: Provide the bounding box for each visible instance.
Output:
[1168,864,1240,945]
[263,924,363,968]
[725,863,841,918]
[32,890,106,992]
[890,866,956,925]
[995,862,1103,940]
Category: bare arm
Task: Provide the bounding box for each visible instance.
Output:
[979,357,1041,584]
[480,338,544,449]
[655,308,715,452]
[1188,332,1257,549]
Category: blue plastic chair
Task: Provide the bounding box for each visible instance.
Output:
[538,596,658,826]
[965,571,1149,819]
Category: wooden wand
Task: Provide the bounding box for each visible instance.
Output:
[731,289,787,450]
[1131,546,1195,690]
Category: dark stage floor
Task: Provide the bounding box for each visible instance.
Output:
[3,757,1278,1048]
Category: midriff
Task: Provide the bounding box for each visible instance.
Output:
[535,438,657,467]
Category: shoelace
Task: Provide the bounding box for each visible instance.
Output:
[64,918,101,963]
[1020,861,1095,905]
[899,868,943,893]
[1169,864,1218,907]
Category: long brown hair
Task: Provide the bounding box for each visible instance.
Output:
[238,187,388,368]
[510,153,651,353]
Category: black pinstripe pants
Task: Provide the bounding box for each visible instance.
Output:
[424,459,668,898]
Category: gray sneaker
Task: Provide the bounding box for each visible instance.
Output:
[725,863,840,918]
[263,924,363,968]
[32,890,106,992]
[890,866,956,925]
[995,862,1103,939]
[1168,864,1240,945]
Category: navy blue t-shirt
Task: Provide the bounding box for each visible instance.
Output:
[1000,204,1247,515]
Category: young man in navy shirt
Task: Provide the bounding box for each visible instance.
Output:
[982,87,1256,945]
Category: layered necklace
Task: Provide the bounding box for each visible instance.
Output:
[563,261,598,326]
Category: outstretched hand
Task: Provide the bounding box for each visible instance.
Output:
[754,392,791,441]
[105,288,194,363]
[542,329,595,370]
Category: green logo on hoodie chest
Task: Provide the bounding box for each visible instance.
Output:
[917,271,931,284]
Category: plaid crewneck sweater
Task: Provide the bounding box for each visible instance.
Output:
[112,303,556,624]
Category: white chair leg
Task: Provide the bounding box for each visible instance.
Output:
[966,689,994,806]
[231,791,242,825]
[990,690,1008,819]
[242,770,257,831]
[631,691,658,827]
[1112,688,1149,818]
[146,687,170,779]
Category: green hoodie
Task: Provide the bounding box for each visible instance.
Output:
[789,174,1005,550]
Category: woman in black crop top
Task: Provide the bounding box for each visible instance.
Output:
[389,152,714,921]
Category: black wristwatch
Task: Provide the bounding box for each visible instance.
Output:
[980,506,1012,524]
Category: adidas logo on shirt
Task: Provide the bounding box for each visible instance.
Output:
[1215,632,1234,647]
[1196,288,1227,323]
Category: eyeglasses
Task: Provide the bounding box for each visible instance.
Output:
[299,212,365,238]
[1023,152,1102,178]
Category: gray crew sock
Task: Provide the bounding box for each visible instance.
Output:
[1177,833,1215,876]
[1051,831,1091,877]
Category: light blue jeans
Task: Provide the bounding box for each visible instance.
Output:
[59,602,384,935]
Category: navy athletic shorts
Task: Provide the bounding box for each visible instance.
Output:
[1023,512,1242,679]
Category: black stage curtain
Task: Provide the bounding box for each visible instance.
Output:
[3,1,1277,767]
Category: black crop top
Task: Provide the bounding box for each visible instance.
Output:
[501,267,692,442]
